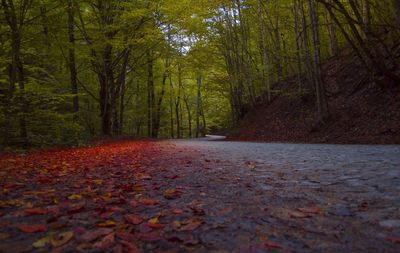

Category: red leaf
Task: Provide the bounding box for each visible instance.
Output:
[147,223,165,229]
[81,228,113,242]
[264,241,283,249]
[25,208,47,216]
[19,224,47,233]
[94,232,115,249]
[116,232,137,242]
[67,203,85,215]
[386,236,400,244]
[119,240,142,253]
[124,214,143,225]
[140,199,157,206]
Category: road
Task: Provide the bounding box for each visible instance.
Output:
[167,138,400,252]
[0,139,399,252]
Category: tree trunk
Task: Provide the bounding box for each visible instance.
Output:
[67,0,79,114]
[169,76,174,138]
[184,95,192,138]
[325,0,338,56]
[273,14,283,82]
[2,0,28,147]
[99,43,113,136]
[175,63,182,138]
[308,0,330,124]
[299,0,314,88]
[258,0,271,102]
[361,0,371,39]
[195,75,202,138]
[392,0,400,27]
[152,58,168,138]
[293,0,303,91]
[147,50,154,137]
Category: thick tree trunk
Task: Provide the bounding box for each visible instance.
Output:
[99,43,114,136]
[147,50,154,137]
[152,57,168,138]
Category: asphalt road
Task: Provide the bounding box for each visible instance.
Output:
[166,138,400,252]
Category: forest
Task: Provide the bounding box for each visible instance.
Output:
[1,1,400,252]
[0,0,399,148]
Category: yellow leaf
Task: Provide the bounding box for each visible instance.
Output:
[97,220,116,228]
[68,194,83,200]
[33,236,50,248]
[148,217,159,224]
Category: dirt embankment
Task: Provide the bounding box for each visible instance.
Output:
[228,48,400,144]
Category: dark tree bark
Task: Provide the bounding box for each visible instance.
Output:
[2,0,29,147]
[147,49,154,137]
[308,0,330,124]
[67,0,79,114]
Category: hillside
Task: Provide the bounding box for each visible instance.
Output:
[228,48,400,144]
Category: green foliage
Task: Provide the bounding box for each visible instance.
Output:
[1,0,398,148]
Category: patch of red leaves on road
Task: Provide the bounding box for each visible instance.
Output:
[0,140,203,252]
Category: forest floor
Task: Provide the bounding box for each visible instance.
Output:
[228,48,400,144]
[1,139,400,253]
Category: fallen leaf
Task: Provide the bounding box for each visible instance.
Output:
[166,233,199,246]
[135,173,152,180]
[106,206,125,213]
[19,224,47,233]
[116,232,137,242]
[180,219,203,231]
[0,233,10,240]
[172,208,184,215]
[94,232,115,249]
[119,240,142,252]
[147,223,165,229]
[124,214,143,225]
[163,189,181,199]
[289,210,310,218]
[386,236,400,244]
[68,194,83,200]
[264,241,283,249]
[33,236,51,248]
[51,231,74,247]
[298,206,321,214]
[140,199,157,206]
[67,203,85,215]
[147,217,165,229]
[97,220,116,228]
[81,228,113,242]
[190,206,205,215]
[148,217,159,224]
[25,208,47,216]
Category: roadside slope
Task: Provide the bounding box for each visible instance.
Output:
[228,48,400,144]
